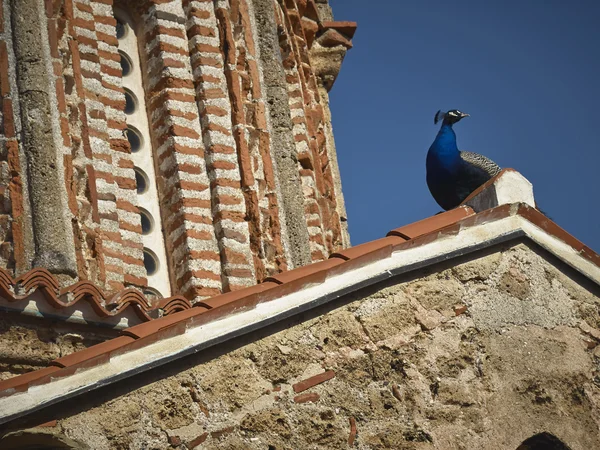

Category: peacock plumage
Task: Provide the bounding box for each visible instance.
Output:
[426,110,501,210]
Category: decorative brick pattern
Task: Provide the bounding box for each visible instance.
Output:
[140,0,223,300]
[184,0,256,292]
[92,1,147,290]
[212,0,288,281]
[0,0,351,305]
[274,0,344,262]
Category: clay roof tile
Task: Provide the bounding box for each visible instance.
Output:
[2,192,600,411]
[0,366,62,398]
[387,206,475,240]
[50,335,136,369]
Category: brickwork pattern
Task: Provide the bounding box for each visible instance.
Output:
[274,0,344,262]
[0,0,349,305]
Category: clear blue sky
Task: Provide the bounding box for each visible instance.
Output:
[328,1,600,252]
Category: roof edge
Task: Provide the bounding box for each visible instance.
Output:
[1,203,598,426]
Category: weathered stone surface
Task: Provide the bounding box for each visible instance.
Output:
[452,251,501,282]
[10,0,77,276]
[7,243,600,450]
[0,312,116,380]
[251,0,312,268]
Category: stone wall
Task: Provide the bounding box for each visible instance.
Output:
[15,242,600,449]
[0,311,118,382]
[0,0,350,304]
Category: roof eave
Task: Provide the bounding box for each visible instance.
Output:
[1,204,598,426]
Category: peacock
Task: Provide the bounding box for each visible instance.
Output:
[426,109,501,210]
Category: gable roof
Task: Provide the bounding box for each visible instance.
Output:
[0,170,598,427]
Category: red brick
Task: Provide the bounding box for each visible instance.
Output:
[188,250,221,261]
[198,88,226,100]
[188,24,216,38]
[2,99,15,138]
[187,432,208,448]
[120,220,142,234]
[124,273,147,287]
[171,229,215,250]
[348,417,357,446]
[214,194,242,206]
[293,392,319,404]
[178,180,209,192]
[145,25,186,42]
[293,370,335,393]
[209,144,236,154]
[115,176,136,190]
[196,73,221,85]
[208,160,236,171]
[202,105,228,117]
[169,124,200,140]
[191,56,222,70]
[116,199,139,213]
[220,248,250,266]
[204,121,232,136]
[96,32,118,46]
[0,42,9,97]
[214,210,246,222]
[210,178,240,189]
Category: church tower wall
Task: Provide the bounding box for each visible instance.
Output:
[0,0,354,305]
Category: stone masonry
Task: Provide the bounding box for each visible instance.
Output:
[4,242,599,449]
[0,0,353,305]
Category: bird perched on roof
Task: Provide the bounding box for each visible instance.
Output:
[426,109,501,210]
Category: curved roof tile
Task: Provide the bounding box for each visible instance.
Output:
[0,268,192,323]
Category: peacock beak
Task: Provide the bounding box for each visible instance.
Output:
[460,113,470,118]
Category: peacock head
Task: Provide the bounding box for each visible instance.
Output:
[434,109,469,126]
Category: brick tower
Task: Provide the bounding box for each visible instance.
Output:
[0,0,355,305]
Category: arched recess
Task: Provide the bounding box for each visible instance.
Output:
[516,432,573,450]
[112,4,172,298]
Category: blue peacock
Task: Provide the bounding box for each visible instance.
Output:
[426,109,501,210]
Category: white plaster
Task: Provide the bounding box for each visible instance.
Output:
[466,170,535,212]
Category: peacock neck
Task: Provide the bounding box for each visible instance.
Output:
[429,123,461,166]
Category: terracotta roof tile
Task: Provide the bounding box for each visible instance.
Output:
[387,206,475,240]
[265,258,345,284]
[120,320,190,353]
[516,204,585,252]
[156,295,193,315]
[50,336,136,369]
[2,199,599,406]
[331,236,406,261]
[0,366,62,397]
[197,282,279,310]
[121,307,209,340]
[327,236,407,277]
[0,267,193,325]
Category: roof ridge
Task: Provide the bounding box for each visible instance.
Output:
[0,204,484,399]
[0,202,598,423]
